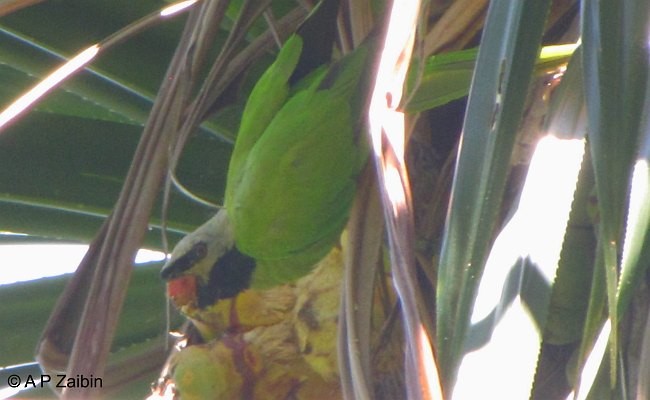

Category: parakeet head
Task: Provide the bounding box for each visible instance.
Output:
[160,209,255,309]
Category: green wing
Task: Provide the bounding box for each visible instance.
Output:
[231,91,358,286]
[228,41,371,288]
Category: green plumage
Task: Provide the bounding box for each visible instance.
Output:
[225,34,370,287]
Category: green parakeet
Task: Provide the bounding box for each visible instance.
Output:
[160,0,373,336]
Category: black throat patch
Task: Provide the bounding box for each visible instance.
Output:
[196,247,256,308]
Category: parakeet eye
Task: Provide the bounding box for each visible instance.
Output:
[192,242,208,261]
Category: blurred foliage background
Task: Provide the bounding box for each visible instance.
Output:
[2,0,650,399]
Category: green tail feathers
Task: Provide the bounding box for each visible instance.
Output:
[225,35,303,204]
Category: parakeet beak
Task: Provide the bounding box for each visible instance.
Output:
[160,209,256,308]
